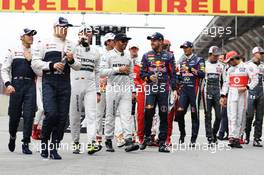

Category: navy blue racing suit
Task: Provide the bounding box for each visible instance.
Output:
[140,50,177,144]
[1,46,36,143]
[32,36,81,146]
[176,54,205,142]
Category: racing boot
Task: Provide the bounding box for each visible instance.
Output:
[50,142,62,160]
[233,139,243,148]
[124,138,139,152]
[159,142,170,153]
[212,134,218,144]
[22,142,32,154]
[228,138,235,148]
[189,137,197,148]
[105,139,115,152]
[245,132,250,144]
[207,137,213,147]
[253,138,263,147]
[40,140,48,158]
[179,134,185,144]
[140,136,151,150]
[72,142,81,154]
[8,136,16,152]
[87,141,102,155]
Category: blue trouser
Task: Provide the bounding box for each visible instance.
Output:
[144,84,169,143]
[176,85,200,142]
[204,89,221,139]
[218,107,228,138]
[8,79,36,143]
[245,94,264,139]
[41,76,71,144]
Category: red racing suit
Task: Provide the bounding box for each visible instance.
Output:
[134,63,145,143]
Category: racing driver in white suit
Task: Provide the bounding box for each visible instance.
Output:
[221,51,258,148]
[70,26,102,155]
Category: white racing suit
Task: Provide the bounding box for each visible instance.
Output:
[100,48,135,141]
[70,45,100,144]
[96,49,124,144]
[34,76,45,129]
[221,62,258,140]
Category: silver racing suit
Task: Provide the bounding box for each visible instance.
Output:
[70,45,100,144]
[100,48,135,141]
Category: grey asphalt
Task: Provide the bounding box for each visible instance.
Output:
[0,115,263,175]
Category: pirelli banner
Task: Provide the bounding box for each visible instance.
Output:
[0,0,263,16]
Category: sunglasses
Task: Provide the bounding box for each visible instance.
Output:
[229,56,240,62]
[120,40,128,43]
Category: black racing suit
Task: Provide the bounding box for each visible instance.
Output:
[245,60,264,140]
[203,60,224,141]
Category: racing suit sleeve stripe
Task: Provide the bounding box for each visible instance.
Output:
[1,50,13,85]
[31,41,51,73]
[95,51,101,93]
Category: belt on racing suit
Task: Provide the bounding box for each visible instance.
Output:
[13,76,33,80]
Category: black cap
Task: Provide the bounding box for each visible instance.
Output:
[147,32,164,41]
[20,28,37,37]
[114,33,132,41]
[180,41,193,48]
[54,17,73,27]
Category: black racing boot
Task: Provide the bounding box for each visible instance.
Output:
[50,142,62,160]
[233,139,243,149]
[189,137,196,148]
[8,136,16,152]
[253,138,263,147]
[72,142,81,154]
[40,140,48,158]
[140,137,151,150]
[125,138,139,152]
[245,133,250,144]
[22,143,32,154]
[105,139,115,152]
[159,142,170,153]
[179,135,185,144]
[87,141,103,155]
[50,149,62,160]
[228,138,235,148]
[207,137,213,147]
[212,134,218,144]
[217,132,224,141]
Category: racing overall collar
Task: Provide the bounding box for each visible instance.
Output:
[208,60,218,64]
[184,54,194,60]
[252,59,261,66]
[114,48,124,56]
